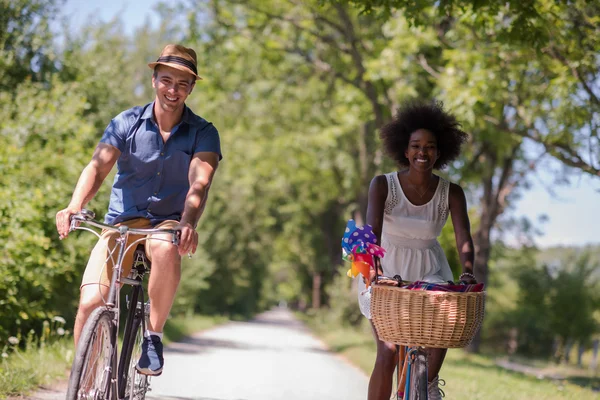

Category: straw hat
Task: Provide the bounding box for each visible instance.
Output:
[148,44,202,81]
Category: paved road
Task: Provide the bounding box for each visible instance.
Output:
[22,308,368,400]
[148,308,368,400]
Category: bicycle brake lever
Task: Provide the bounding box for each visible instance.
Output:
[80,209,96,220]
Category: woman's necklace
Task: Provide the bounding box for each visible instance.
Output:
[407,177,435,199]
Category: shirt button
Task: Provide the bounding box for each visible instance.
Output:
[154,192,158,195]
[160,152,164,156]
[157,172,161,176]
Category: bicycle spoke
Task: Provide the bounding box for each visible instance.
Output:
[78,318,111,399]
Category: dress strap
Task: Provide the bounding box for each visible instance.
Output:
[384,172,399,215]
[437,177,450,220]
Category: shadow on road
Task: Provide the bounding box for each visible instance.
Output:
[246,312,307,329]
[166,334,332,356]
[149,397,248,400]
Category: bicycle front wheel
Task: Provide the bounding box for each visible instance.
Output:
[407,348,428,400]
[66,307,115,400]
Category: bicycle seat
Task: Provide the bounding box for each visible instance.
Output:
[132,244,151,273]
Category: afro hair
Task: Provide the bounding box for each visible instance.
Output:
[380,101,468,169]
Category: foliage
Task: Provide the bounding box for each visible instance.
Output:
[0,0,61,89]
[0,0,599,367]
[0,0,143,343]
[503,251,600,358]
[0,317,71,398]
[337,0,594,51]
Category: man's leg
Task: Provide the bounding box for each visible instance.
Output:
[145,220,182,333]
[74,285,109,345]
[136,220,181,376]
[76,218,149,344]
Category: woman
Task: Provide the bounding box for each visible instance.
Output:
[360,101,477,400]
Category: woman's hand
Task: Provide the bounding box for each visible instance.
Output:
[459,271,477,284]
[361,264,384,285]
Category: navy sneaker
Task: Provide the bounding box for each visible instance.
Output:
[135,335,164,376]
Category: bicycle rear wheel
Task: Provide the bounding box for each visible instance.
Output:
[66,307,115,400]
[407,348,428,400]
[121,314,149,399]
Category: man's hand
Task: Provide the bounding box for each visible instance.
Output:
[56,207,81,240]
[176,221,198,257]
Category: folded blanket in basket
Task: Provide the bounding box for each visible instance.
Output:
[403,281,485,292]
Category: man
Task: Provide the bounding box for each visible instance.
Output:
[56,44,221,376]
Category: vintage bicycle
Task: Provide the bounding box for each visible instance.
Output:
[65,209,180,400]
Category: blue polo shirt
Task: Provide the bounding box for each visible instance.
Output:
[100,102,222,225]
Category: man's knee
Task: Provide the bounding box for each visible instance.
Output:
[147,240,180,265]
[77,284,108,316]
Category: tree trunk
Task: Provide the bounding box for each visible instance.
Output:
[564,338,573,364]
[466,143,520,353]
[577,342,585,368]
[466,197,494,353]
[312,273,321,309]
[591,339,598,371]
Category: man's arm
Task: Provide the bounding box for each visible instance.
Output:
[56,143,120,238]
[177,151,220,256]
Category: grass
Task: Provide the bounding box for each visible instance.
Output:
[301,314,600,400]
[0,338,73,399]
[0,314,226,399]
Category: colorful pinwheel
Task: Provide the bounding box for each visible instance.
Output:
[341,219,386,287]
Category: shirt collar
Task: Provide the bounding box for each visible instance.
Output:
[141,102,154,120]
[181,105,192,124]
[141,101,191,125]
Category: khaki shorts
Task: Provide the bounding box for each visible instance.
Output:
[81,218,179,288]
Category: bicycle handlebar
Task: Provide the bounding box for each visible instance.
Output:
[69,209,180,246]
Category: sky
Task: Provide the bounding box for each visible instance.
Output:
[60,0,598,249]
[61,0,161,36]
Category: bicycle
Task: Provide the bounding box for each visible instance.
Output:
[65,209,180,400]
[370,275,485,399]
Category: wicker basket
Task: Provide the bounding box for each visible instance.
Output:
[370,284,486,348]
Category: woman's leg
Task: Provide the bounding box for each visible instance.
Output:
[426,347,447,381]
[368,322,399,400]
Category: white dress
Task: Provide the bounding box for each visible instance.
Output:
[358,172,454,319]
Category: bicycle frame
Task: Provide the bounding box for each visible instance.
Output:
[69,210,180,399]
[397,346,428,399]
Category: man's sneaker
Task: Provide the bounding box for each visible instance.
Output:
[135,335,163,376]
[427,375,446,400]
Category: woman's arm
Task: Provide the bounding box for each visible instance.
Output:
[366,175,388,280]
[448,182,476,283]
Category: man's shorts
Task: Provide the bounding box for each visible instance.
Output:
[81,218,179,288]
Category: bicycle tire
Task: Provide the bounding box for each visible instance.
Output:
[118,286,141,398]
[118,289,149,399]
[66,307,115,400]
[407,349,428,400]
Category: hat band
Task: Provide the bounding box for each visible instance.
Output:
[155,55,198,75]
